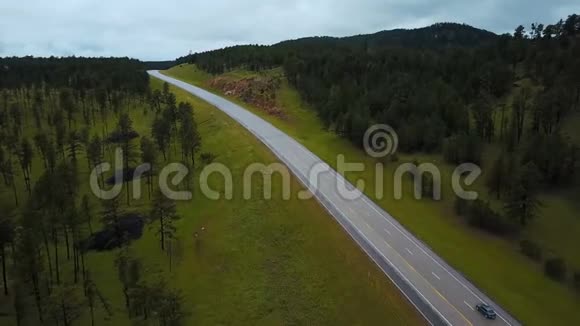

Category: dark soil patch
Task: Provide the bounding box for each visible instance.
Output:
[106,130,139,143]
[80,213,144,251]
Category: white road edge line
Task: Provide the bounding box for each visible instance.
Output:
[152,72,518,326]
[361,197,514,326]
[432,272,441,280]
[249,111,514,326]
[228,111,444,326]
[313,192,450,326]
[464,301,474,311]
[296,140,514,326]
[314,196,440,326]
[159,72,447,326]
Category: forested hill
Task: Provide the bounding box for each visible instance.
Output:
[177,15,580,152]
[175,22,499,69]
[175,14,580,241]
[144,60,178,70]
[335,22,497,48]
[0,57,149,93]
[272,22,498,50]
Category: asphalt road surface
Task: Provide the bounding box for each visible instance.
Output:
[149,70,521,326]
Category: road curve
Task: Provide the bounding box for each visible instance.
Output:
[149,70,521,326]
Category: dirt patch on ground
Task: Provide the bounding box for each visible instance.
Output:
[80,213,144,251]
[208,75,286,119]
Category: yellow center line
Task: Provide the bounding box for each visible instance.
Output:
[377,233,474,326]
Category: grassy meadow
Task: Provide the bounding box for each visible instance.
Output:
[0,77,424,325]
[163,64,580,325]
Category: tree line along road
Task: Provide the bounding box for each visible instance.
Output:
[148,70,521,326]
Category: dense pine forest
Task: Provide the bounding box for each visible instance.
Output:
[1,12,580,326]
[177,15,580,287]
[0,57,202,325]
[180,17,579,154]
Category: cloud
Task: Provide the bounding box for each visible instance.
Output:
[0,0,578,60]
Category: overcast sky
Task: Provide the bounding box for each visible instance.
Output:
[0,0,578,61]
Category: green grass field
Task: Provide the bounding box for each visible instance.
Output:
[0,77,424,325]
[164,64,580,325]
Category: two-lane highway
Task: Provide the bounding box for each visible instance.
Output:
[149,70,521,326]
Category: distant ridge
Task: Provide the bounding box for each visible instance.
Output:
[344,22,498,47]
[167,22,500,66]
[276,22,498,49]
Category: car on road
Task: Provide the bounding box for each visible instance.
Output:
[476,303,497,320]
